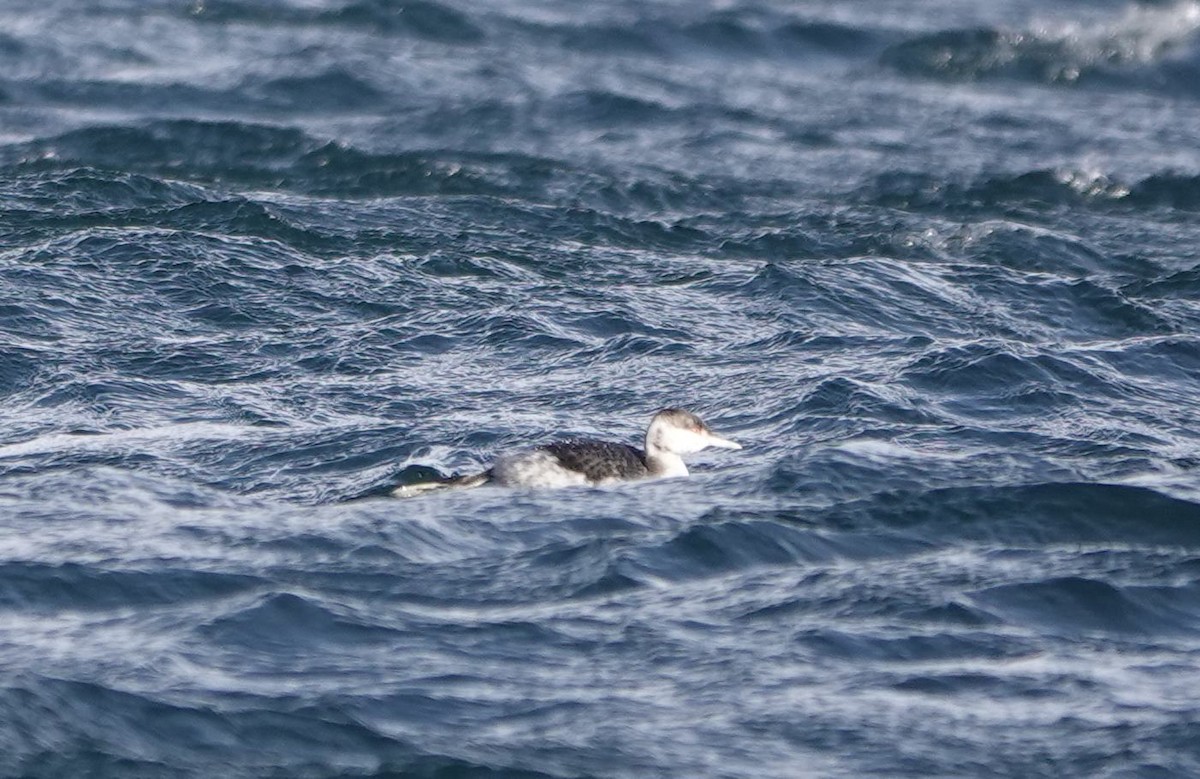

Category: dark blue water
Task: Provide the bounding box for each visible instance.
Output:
[4,0,1200,776]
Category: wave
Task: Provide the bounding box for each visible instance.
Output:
[0,120,797,218]
[898,341,1167,413]
[2,121,313,182]
[727,252,1170,341]
[881,2,1200,92]
[0,561,261,611]
[2,121,733,209]
[251,69,384,112]
[625,515,929,583]
[1127,172,1200,209]
[531,11,878,61]
[862,168,1200,213]
[792,481,1200,546]
[198,591,399,651]
[186,0,484,43]
[973,575,1200,637]
[0,676,532,778]
[0,122,536,201]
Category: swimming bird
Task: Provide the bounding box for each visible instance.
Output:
[392,408,741,497]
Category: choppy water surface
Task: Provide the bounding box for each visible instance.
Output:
[3,1,1200,776]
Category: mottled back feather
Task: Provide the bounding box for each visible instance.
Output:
[540,439,649,482]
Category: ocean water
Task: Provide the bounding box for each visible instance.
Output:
[3,0,1200,776]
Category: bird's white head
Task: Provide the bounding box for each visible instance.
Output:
[645,408,743,456]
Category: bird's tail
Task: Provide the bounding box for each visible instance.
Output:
[391,469,491,498]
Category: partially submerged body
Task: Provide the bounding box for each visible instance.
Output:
[393,408,741,497]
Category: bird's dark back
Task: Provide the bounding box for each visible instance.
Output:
[540,439,648,482]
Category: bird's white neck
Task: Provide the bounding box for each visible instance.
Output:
[644,443,688,478]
